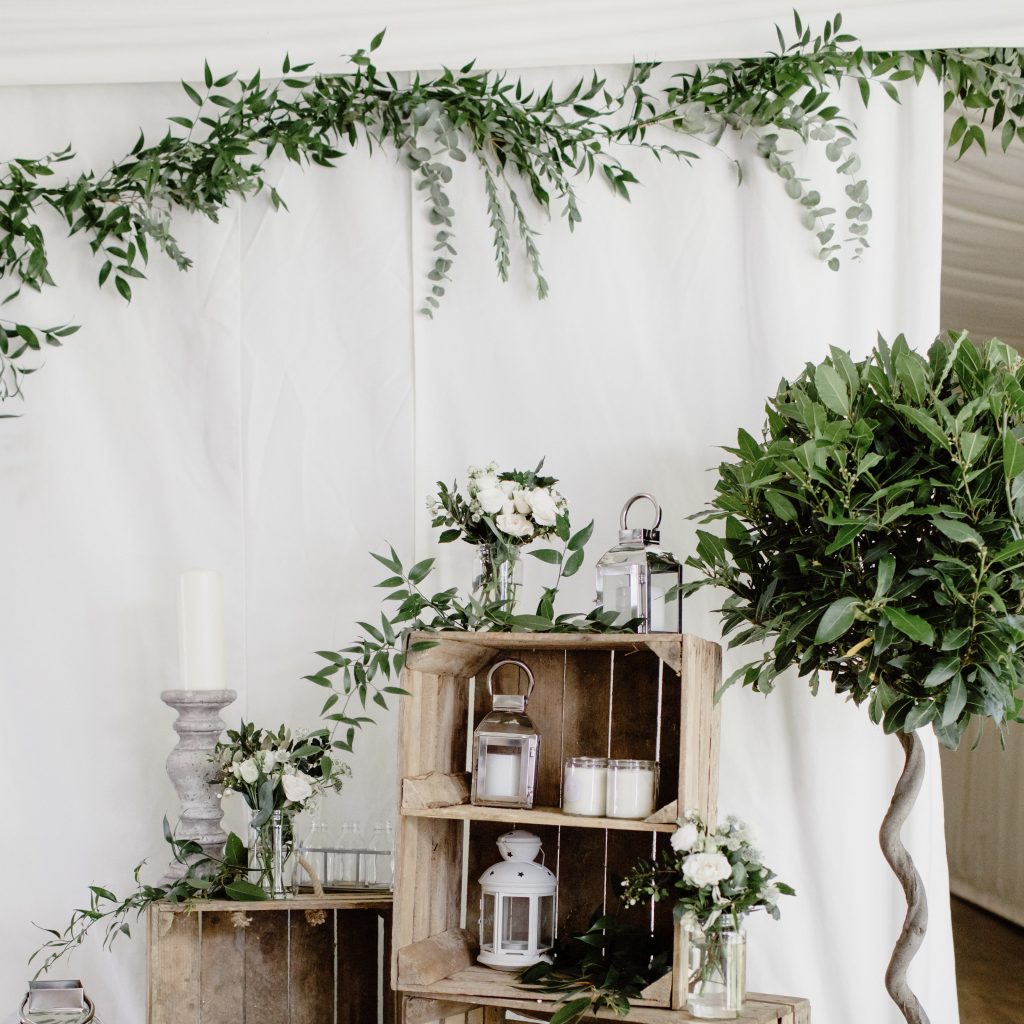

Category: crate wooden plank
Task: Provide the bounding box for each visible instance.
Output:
[243,911,290,1024]
[404,997,477,1024]
[402,804,675,833]
[288,908,335,1024]
[679,635,721,825]
[407,632,688,658]
[399,927,476,986]
[337,908,381,1024]
[198,911,246,1023]
[148,908,200,1024]
[195,892,391,912]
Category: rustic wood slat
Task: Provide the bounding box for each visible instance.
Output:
[194,893,391,912]
[242,911,289,1024]
[397,928,476,986]
[403,771,471,809]
[288,908,334,1024]
[336,909,380,1024]
[402,803,675,832]
[148,908,200,1024]
[198,911,246,1024]
[403,997,477,1024]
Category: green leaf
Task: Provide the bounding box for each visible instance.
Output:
[1003,430,1024,479]
[942,674,968,726]
[814,597,860,643]
[884,607,935,645]
[875,554,896,598]
[814,362,850,417]
[766,489,798,521]
[224,879,269,901]
[931,517,984,547]
[896,404,949,449]
[562,550,585,577]
[528,548,563,564]
[407,558,435,584]
[568,520,594,551]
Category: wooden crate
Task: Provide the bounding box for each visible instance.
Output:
[148,892,395,1024]
[401,993,811,1023]
[392,632,722,1013]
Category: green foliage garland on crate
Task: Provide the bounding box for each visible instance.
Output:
[1,13,1024,408]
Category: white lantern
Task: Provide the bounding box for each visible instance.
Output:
[478,831,557,970]
[595,493,683,633]
[471,659,540,809]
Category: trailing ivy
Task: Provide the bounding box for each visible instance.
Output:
[1,14,1022,408]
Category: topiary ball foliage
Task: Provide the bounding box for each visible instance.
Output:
[686,333,1024,748]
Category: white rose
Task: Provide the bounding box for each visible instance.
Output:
[281,772,314,804]
[476,486,506,514]
[496,512,534,538]
[671,822,699,853]
[499,480,517,497]
[475,472,499,493]
[682,851,733,888]
[527,488,559,526]
[238,758,259,785]
[513,489,532,515]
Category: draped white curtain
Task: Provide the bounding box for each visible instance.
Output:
[0,28,959,1024]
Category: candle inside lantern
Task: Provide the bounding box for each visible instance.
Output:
[562,757,608,816]
[606,759,658,819]
[177,569,226,690]
[482,746,522,799]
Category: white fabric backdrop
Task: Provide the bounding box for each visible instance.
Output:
[0,64,956,1024]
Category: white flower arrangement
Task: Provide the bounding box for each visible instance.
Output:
[428,460,568,546]
[215,721,350,821]
[622,811,794,932]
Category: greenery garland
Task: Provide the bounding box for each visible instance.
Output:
[1,14,1022,409]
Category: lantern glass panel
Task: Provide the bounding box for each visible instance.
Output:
[481,892,496,950]
[501,895,532,950]
[538,894,555,948]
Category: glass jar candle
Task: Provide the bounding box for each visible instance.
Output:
[562,757,608,816]
[606,759,659,819]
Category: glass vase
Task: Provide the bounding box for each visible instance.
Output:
[249,809,295,900]
[473,542,523,613]
[684,921,747,1019]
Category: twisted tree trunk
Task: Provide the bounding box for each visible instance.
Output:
[878,730,930,1024]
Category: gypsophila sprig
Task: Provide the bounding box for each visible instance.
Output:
[3,15,1024,409]
[622,812,795,933]
[215,722,349,825]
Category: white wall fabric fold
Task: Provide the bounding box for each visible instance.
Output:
[0,65,955,1024]
[2,1,1023,85]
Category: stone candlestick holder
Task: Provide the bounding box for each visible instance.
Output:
[160,688,236,882]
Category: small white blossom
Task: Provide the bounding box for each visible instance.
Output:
[671,822,699,853]
[496,512,534,537]
[476,486,506,514]
[282,772,314,804]
[527,487,559,526]
[237,758,259,785]
[682,852,733,888]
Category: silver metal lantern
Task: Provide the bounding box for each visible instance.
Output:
[471,659,540,810]
[17,981,98,1024]
[478,830,556,970]
[595,493,683,633]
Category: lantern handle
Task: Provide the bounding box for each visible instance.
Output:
[486,659,536,701]
[620,493,662,532]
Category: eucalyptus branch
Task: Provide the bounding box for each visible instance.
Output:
[1,15,1023,407]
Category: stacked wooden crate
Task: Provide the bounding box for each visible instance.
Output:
[391,631,758,1021]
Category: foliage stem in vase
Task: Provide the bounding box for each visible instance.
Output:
[429,460,568,614]
[215,722,350,898]
[623,813,794,1020]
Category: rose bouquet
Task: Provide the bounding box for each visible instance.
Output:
[427,460,572,612]
[215,722,350,896]
[623,812,794,1016]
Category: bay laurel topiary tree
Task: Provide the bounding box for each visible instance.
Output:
[685,332,1024,1024]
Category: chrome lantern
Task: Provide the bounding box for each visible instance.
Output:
[478,830,556,970]
[17,981,98,1024]
[595,493,683,633]
[471,660,540,809]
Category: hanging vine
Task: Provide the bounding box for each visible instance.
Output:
[1,13,1022,409]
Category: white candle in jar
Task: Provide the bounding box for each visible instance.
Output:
[177,569,226,690]
[606,759,658,819]
[483,749,522,799]
[562,757,608,816]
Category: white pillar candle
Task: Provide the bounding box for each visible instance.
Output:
[177,569,226,690]
[562,757,608,816]
[606,759,658,819]
[483,749,522,799]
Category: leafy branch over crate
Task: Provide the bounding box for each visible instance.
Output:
[3,13,1024,408]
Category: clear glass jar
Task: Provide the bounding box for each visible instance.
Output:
[605,759,659,819]
[473,541,523,613]
[562,757,608,816]
[249,809,295,899]
[685,922,747,1019]
[362,821,394,889]
[327,821,363,887]
[294,817,334,892]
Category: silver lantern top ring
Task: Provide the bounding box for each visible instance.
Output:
[620,493,662,544]
[486,659,536,706]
